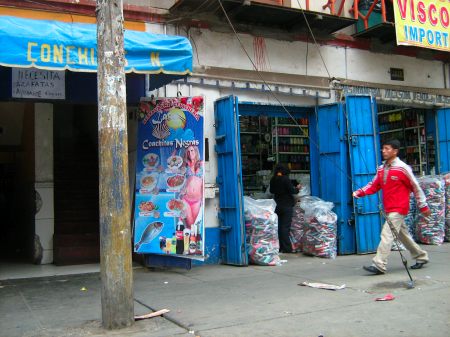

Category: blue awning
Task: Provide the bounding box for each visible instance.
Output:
[0,15,192,75]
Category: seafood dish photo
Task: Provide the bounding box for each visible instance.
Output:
[166,199,186,212]
[140,173,158,191]
[142,153,159,169]
[166,174,186,191]
[138,201,157,212]
[167,155,183,171]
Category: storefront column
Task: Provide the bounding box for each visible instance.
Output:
[34,103,54,264]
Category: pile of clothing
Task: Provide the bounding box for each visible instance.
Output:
[244,197,282,266]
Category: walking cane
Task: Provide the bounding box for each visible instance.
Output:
[379,205,415,289]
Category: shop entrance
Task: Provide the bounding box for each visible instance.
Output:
[53,104,100,265]
[217,95,435,263]
[0,102,36,264]
[238,109,311,197]
[215,95,450,265]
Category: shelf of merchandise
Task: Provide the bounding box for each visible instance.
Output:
[272,117,310,181]
[377,107,427,176]
[379,128,403,134]
[239,115,273,194]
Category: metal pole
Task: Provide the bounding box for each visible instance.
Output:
[96,0,134,329]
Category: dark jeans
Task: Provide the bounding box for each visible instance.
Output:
[275,205,293,253]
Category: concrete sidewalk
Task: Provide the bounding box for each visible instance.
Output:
[1,243,449,337]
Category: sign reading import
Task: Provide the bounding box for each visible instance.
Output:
[394,0,450,52]
[12,68,65,100]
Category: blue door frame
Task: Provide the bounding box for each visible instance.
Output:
[346,95,382,254]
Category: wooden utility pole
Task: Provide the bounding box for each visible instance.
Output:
[96,0,134,329]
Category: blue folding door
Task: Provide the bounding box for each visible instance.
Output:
[436,108,450,173]
[346,96,382,254]
[316,103,355,254]
[214,96,248,266]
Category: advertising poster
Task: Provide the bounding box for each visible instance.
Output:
[133,96,205,259]
[394,0,450,52]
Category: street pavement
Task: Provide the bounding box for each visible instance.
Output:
[1,243,449,337]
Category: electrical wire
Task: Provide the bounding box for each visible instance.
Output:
[295,0,331,79]
[216,0,362,190]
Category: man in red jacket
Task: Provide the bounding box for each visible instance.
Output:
[353,139,431,274]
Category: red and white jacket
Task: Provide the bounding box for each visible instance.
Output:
[354,158,429,215]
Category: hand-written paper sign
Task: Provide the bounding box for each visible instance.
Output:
[12,68,65,100]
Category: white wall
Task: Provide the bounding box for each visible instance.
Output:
[188,29,445,89]
[34,103,54,264]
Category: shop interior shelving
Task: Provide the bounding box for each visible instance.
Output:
[239,116,311,194]
[272,117,310,182]
[239,116,272,194]
[377,106,428,175]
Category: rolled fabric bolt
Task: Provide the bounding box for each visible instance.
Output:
[415,176,445,245]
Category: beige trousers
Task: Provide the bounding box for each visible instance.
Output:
[372,212,429,272]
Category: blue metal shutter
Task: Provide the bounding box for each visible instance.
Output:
[316,103,355,255]
[214,96,248,266]
[346,95,382,254]
[437,108,450,173]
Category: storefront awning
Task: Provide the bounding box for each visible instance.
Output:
[0,15,192,75]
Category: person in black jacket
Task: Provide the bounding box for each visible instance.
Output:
[270,164,301,253]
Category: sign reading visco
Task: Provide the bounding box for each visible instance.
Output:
[394,0,450,52]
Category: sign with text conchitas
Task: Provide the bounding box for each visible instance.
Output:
[133,97,205,260]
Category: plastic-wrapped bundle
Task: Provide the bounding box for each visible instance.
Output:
[415,176,445,245]
[299,197,338,259]
[244,197,281,266]
[290,202,305,252]
[404,193,417,240]
[443,173,450,242]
